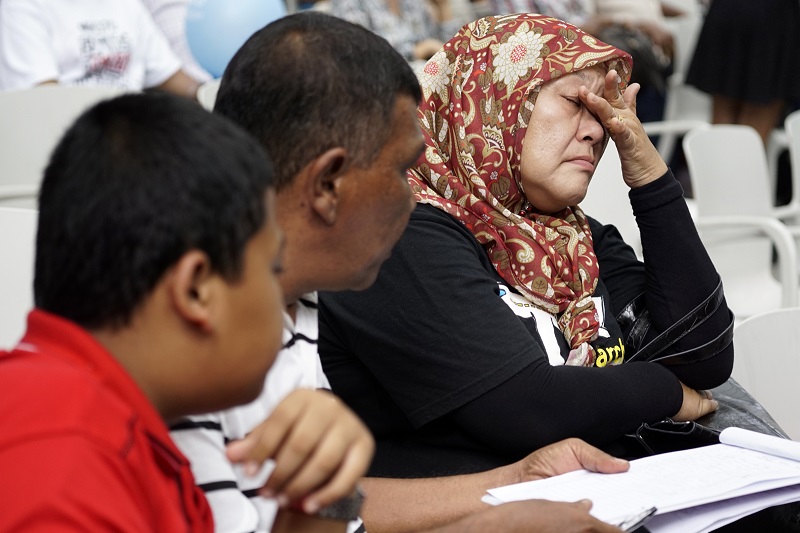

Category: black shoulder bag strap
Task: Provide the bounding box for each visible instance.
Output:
[617,278,735,366]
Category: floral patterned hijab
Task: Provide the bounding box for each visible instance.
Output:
[409,14,632,366]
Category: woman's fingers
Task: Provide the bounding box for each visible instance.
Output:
[622,81,640,113]
[602,69,627,109]
[674,382,719,421]
[580,68,667,188]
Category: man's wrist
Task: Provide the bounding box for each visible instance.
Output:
[313,486,365,522]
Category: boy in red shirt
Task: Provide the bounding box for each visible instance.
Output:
[0,92,371,531]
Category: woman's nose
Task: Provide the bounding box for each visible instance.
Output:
[579,107,605,144]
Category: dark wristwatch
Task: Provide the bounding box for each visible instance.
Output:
[314,486,365,522]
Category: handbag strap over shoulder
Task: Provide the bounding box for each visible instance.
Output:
[619,278,734,365]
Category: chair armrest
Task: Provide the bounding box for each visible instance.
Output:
[0,184,38,201]
[643,119,710,137]
[696,215,798,307]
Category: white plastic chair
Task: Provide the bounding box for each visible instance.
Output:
[0,184,37,209]
[196,78,221,111]
[777,110,800,223]
[732,307,800,440]
[0,86,125,193]
[683,125,800,318]
[0,208,38,349]
[580,142,643,258]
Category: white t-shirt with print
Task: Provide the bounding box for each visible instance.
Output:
[0,0,181,91]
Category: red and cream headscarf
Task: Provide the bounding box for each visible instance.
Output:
[409,14,632,366]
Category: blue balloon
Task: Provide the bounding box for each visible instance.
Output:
[185,0,287,78]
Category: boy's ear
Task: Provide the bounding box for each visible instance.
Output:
[308,147,348,225]
[168,250,217,333]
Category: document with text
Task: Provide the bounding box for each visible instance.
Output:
[484,428,800,533]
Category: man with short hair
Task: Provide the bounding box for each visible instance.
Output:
[0,92,287,531]
[172,12,627,533]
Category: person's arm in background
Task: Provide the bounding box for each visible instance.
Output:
[157,70,200,101]
[135,2,199,100]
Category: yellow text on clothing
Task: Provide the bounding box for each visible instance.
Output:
[595,338,625,367]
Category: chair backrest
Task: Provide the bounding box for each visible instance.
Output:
[733,307,800,440]
[0,208,38,349]
[781,110,800,218]
[580,142,642,258]
[683,125,798,318]
[0,86,125,191]
[684,125,774,218]
[197,78,221,111]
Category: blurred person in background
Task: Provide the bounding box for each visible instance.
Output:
[0,0,199,99]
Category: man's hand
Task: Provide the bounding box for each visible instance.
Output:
[507,438,629,485]
[226,388,374,514]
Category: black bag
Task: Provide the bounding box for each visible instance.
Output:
[617,279,788,456]
[632,378,789,456]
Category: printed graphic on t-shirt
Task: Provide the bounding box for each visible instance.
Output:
[497,283,566,366]
[496,283,625,367]
[77,20,131,86]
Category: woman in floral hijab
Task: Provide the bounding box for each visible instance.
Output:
[411,13,668,366]
[319,14,732,476]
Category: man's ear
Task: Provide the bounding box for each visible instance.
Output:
[168,250,217,333]
[308,147,348,225]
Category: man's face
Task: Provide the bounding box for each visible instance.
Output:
[212,190,285,407]
[334,94,425,290]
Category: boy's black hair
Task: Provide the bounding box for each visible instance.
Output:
[35,91,274,329]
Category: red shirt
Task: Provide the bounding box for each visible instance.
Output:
[0,309,213,532]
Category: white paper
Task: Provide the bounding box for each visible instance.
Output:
[721,427,800,461]
[647,484,800,533]
[485,429,800,529]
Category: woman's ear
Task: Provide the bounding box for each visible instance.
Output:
[308,147,348,225]
[168,250,217,333]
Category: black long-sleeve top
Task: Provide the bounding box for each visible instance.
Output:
[319,171,733,478]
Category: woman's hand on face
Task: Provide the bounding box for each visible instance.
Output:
[673,381,719,421]
[579,69,668,189]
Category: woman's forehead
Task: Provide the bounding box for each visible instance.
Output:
[544,66,605,92]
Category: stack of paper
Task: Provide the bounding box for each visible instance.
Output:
[483,428,800,532]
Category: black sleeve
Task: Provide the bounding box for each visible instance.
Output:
[320,204,683,450]
[449,360,682,455]
[592,170,734,389]
[321,205,541,429]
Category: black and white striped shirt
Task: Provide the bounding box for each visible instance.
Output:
[171,294,364,533]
